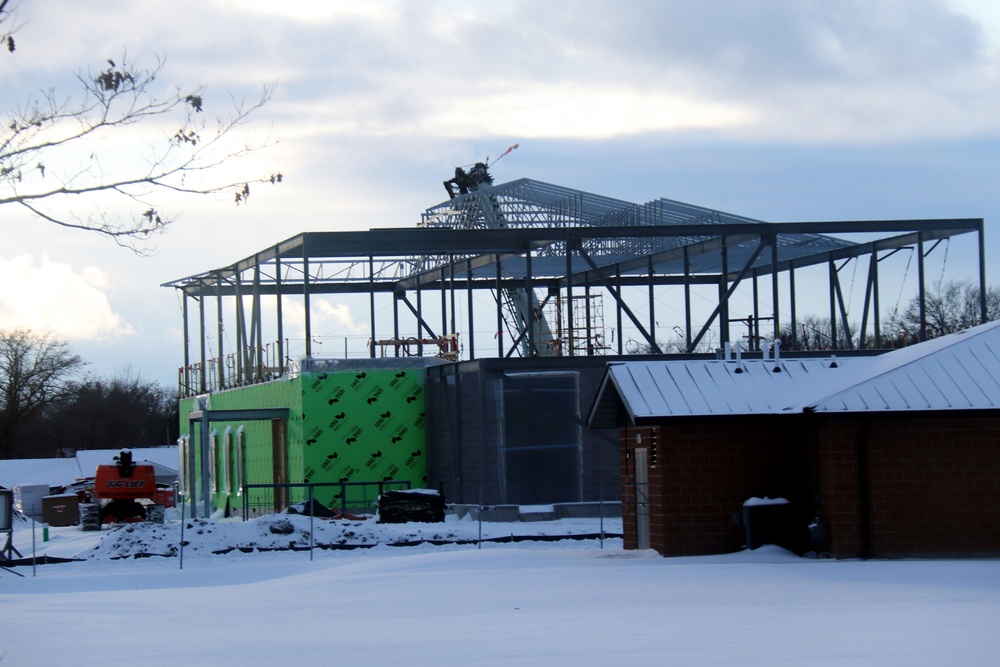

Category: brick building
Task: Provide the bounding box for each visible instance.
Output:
[588,322,1000,558]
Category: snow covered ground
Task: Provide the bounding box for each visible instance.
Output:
[2,513,999,666]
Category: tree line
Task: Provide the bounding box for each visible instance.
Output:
[782,279,1000,351]
[634,279,998,354]
[0,329,178,459]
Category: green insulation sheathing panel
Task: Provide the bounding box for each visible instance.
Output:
[179,364,428,513]
[300,367,427,508]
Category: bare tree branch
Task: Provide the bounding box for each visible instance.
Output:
[1,13,282,253]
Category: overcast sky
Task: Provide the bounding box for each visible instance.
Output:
[3,0,1000,388]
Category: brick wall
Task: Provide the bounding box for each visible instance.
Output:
[819,416,1000,558]
[621,419,814,556]
[621,413,1000,559]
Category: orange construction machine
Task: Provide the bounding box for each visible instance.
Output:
[79,450,173,530]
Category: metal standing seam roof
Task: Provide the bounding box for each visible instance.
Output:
[588,319,1000,426]
[799,318,1000,413]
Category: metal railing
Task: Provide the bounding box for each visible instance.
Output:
[241,480,412,521]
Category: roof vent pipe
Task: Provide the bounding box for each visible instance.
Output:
[772,339,783,373]
[762,340,770,360]
[734,340,744,373]
[725,342,732,361]
[829,354,839,369]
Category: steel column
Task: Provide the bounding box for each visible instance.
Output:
[198,294,207,394]
[275,256,284,374]
[303,241,311,357]
[771,234,780,341]
[979,224,988,323]
[918,235,926,341]
[684,246,692,352]
[216,273,224,389]
[369,256,376,358]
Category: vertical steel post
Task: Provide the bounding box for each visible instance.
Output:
[369,256,377,358]
[789,263,798,349]
[450,257,457,345]
[275,255,284,374]
[525,249,534,356]
[441,257,449,347]
[829,257,838,346]
[616,265,624,354]
[467,259,475,359]
[979,222,988,324]
[918,234,926,341]
[720,240,729,347]
[182,294,190,396]
[752,273,760,351]
[416,285,424,356]
[254,263,263,380]
[198,293,207,394]
[566,240,574,356]
[771,232,780,341]
[496,255,504,357]
[647,256,655,349]
[303,240,312,357]
[393,290,401,358]
[684,246,692,352]
[216,273,225,389]
[236,273,247,383]
[873,250,882,347]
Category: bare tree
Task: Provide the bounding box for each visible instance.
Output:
[0,329,85,458]
[779,314,860,351]
[28,367,179,456]
[889,279,1000,342]
[1,2,281,253]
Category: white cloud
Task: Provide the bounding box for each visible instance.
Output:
[5,0,1000,387]
[0,255,134,340]
[209,0,398,22]
[277,297,367,339]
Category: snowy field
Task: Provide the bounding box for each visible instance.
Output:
[2,514,999,666]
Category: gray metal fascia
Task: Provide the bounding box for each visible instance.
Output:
[163,218,981,292]
[188,408,291,422]
[746,228,971,279]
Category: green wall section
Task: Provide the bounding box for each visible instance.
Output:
[179,366,428,514]
[301,368,428,508]
[180,378,303,514]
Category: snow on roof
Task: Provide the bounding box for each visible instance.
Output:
[74,448,179,476]
[800,319,1000,413]
[589,355,845,425]
[0,447,178,490]
[0,458,81,489]
[588,319,1000,426]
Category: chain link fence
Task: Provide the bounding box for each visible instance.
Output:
[1,494,623,578]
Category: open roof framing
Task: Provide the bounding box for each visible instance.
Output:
[163,178,986,397]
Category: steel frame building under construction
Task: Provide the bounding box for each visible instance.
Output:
[164,177,985,396]
[164,176,986,509]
